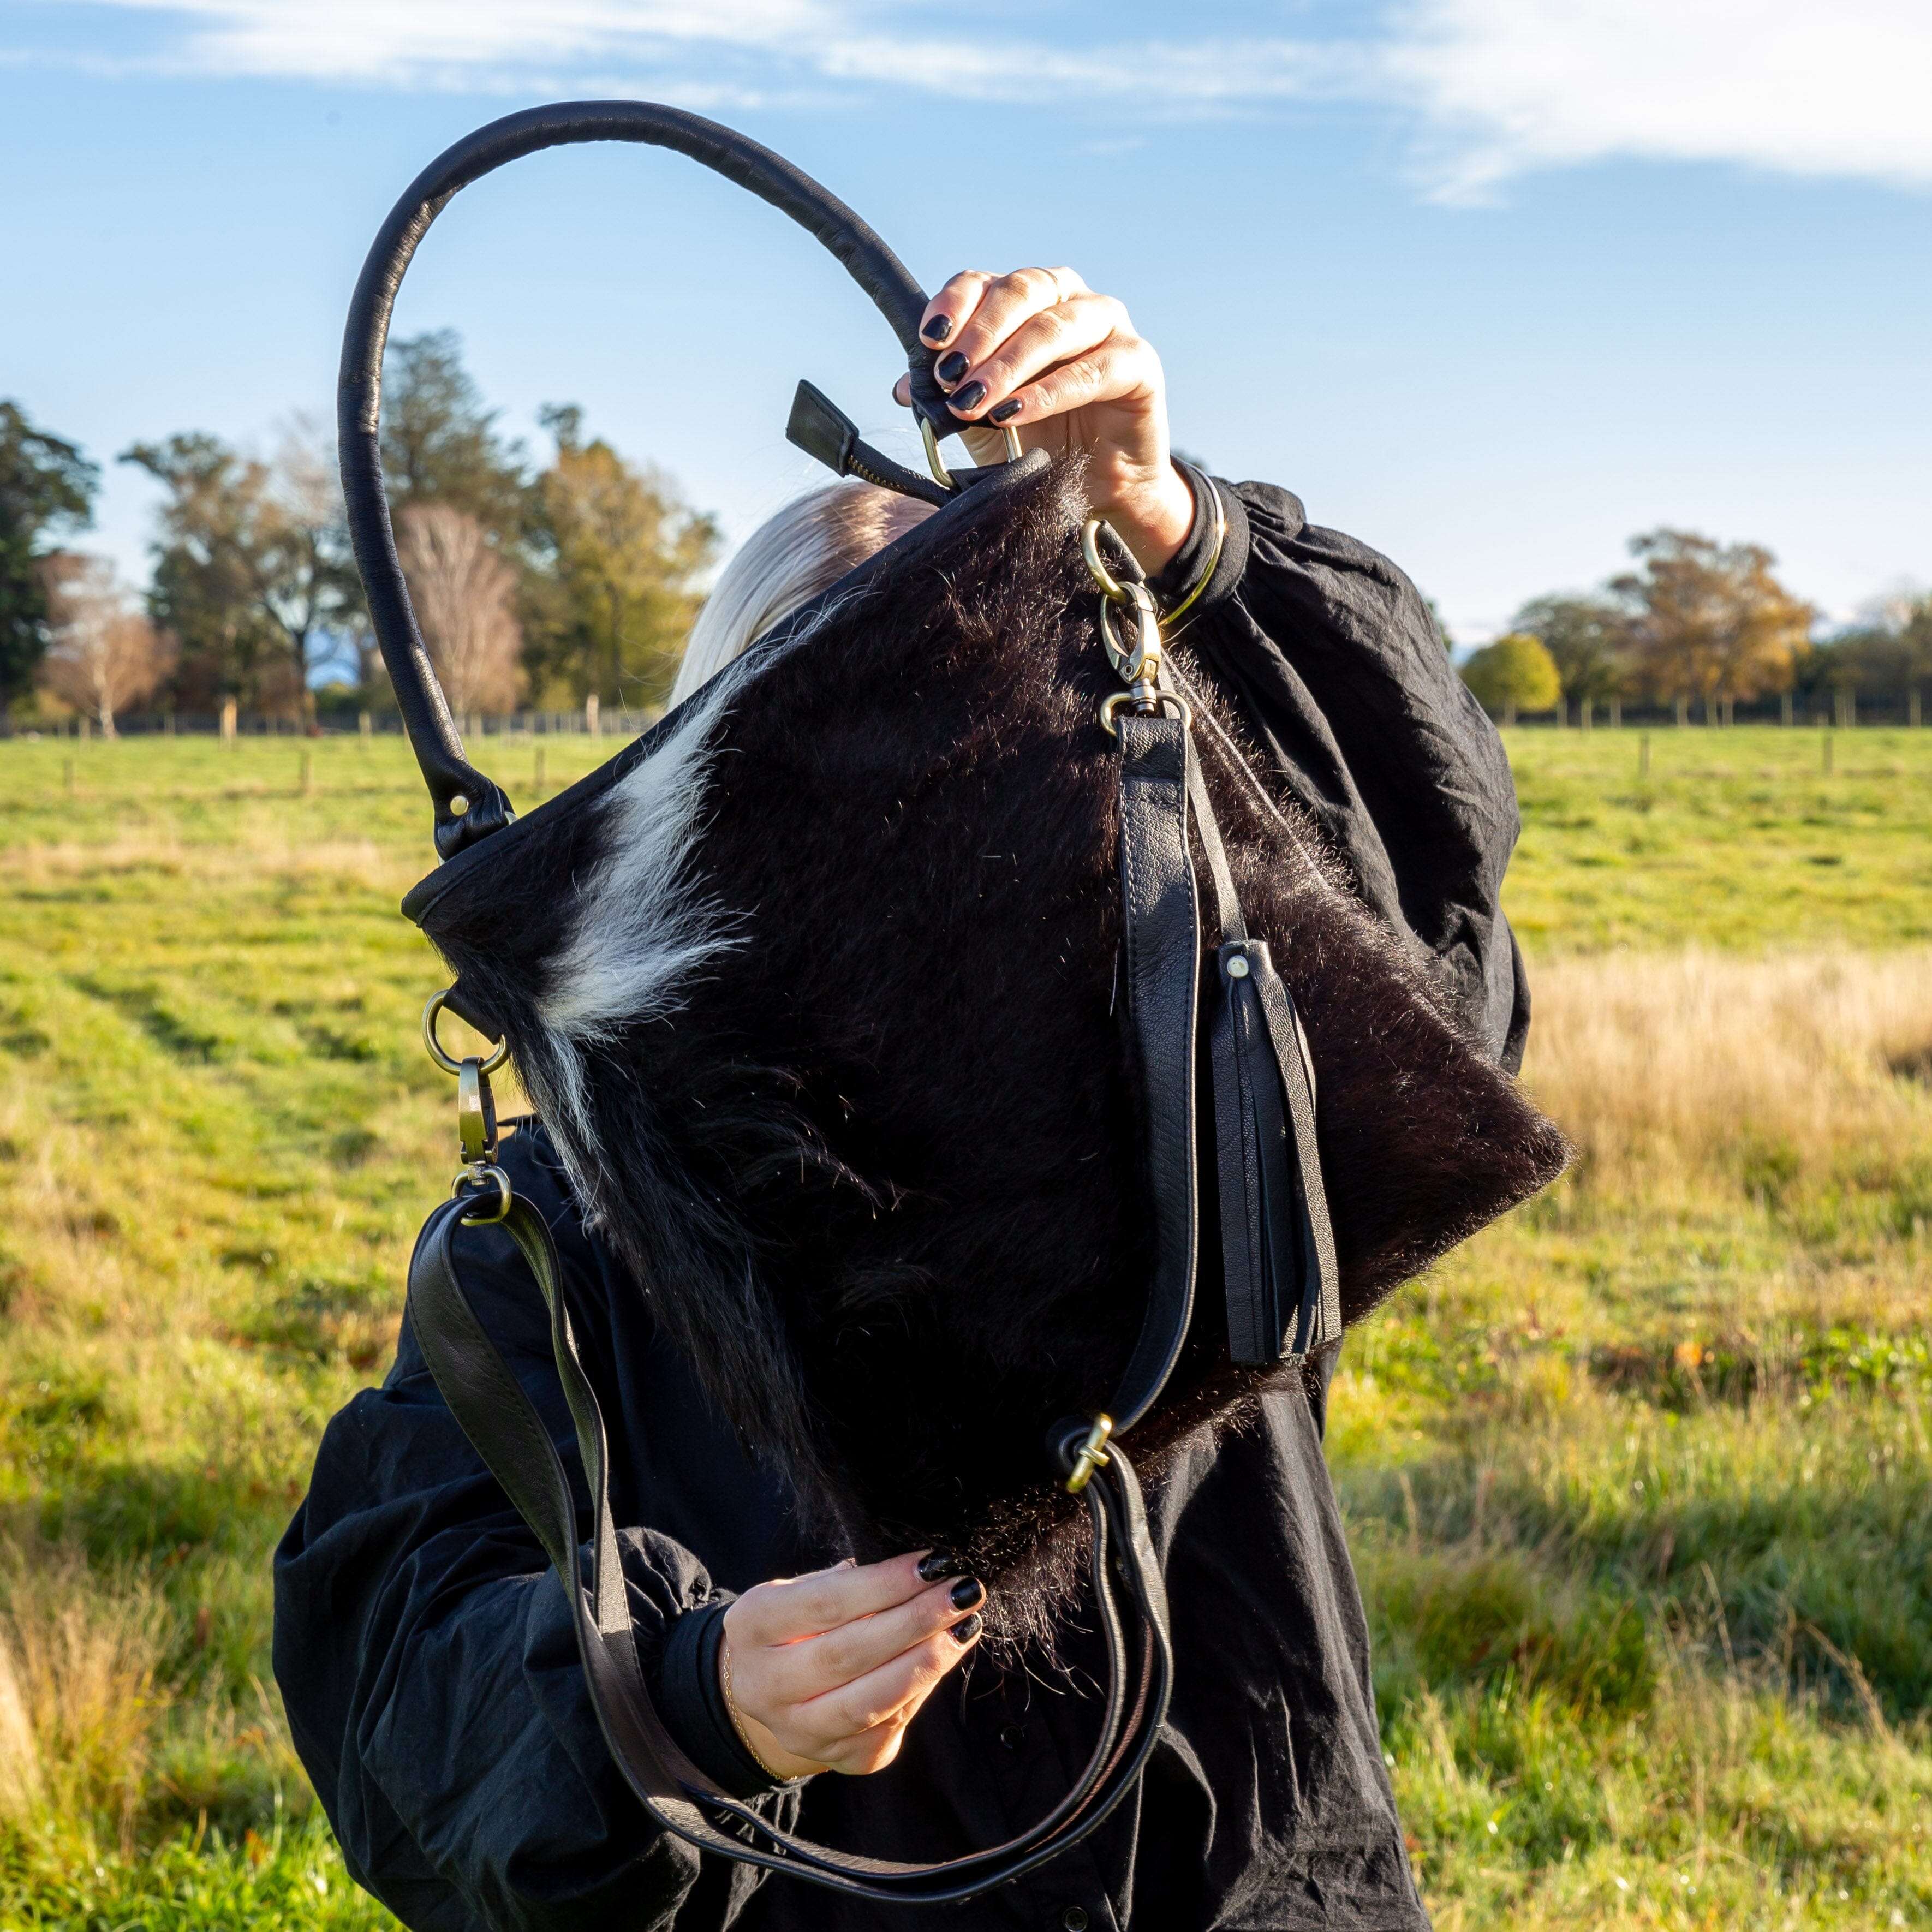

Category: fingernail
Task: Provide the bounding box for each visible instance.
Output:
[949,380,987,415]
[950,1613,983,1645]
[916,1549,967,1582]
[923,314,953,343]
[988,398,1022,424]
[936,350,969,385]
[949,1576,985,1611]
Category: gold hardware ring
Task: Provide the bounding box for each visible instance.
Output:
[1081,518,1138,604]
[920,415,1024,490]
[454,1162,512,1225]
[422,987,510,1077]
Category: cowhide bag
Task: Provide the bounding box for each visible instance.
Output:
[342,102,1570,1906]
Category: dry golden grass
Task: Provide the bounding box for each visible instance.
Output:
[1520,948,1932,1188]
[0,1546,170,1850]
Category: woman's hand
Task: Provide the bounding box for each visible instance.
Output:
[891,267,1195,577]
[720,1550,985,1779]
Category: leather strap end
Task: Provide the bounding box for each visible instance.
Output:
[786,379,858,475]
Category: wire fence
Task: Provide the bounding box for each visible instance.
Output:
[9,701,660,742]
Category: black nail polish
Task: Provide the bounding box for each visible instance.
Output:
[936,350,969,385]
[916,1549,967,1582]
[949,1576,985,1611]
[988,398,1022,425]
[922,314,953,343]
[950,1612,983,1646]
[949,380,987,414]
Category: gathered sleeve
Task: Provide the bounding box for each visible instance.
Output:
[1159,470,1530,1069]
[273,1130,788,1932]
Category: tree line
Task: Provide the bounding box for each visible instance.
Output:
[5,361,1929,736]
[0,333,719,734]
[1462,531,1932,725]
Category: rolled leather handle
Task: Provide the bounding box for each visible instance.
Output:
[338,99,950,860]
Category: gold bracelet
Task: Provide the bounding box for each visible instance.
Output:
[1160,475,1227,636]
[719,1632,797,1784]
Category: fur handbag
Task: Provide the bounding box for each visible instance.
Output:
[343,102,1569,1906]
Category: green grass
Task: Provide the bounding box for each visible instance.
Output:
[0,724,1928,1928]
[1501,724,1932,952]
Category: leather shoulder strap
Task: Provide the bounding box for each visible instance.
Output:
[1106,714,1201,1432]
[339,101,957,861]
[407,1193,1173,1905]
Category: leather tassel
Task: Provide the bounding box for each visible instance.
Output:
[1211,939,1340,1365]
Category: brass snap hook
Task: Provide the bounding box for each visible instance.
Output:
[1099,582,1161,685]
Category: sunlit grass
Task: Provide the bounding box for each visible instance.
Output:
[0,725,1928,1926]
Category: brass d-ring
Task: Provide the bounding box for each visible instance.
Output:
[1099,690,1195,740]
[422,987,509,1076]
[920,418,955,490]
[920,417,1024,491]
[1081,518,1134,604]
[454,1163,512,1225]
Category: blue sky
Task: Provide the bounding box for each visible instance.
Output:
[3,0,1928,640]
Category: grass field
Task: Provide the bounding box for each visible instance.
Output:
[0,723,1929,1928]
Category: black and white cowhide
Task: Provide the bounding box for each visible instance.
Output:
[407,457,1569,1587]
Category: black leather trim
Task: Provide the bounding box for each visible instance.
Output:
[1107,715,1201,1433]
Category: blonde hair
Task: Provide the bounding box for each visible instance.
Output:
[669,481,935,708]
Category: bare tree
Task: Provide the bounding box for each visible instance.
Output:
[119,413,362,723]
[395,504,522,714]
[35,555,172,735]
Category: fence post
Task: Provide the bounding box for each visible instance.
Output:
[1609,698,1622,730]
[1911,689,1922,730]
[586,693,600,738]
[1674,696,1688,728]
[220,697,237,744]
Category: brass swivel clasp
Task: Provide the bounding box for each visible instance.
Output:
[1084,518,1191,738]
[423,987,512,1224]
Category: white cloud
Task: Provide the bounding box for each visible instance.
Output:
[22,0,1932,195]
[1385,0,1932,199]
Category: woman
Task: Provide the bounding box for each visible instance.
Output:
[277,266,1526,1930]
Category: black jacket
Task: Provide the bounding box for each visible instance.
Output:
[275,476,1524,1931]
